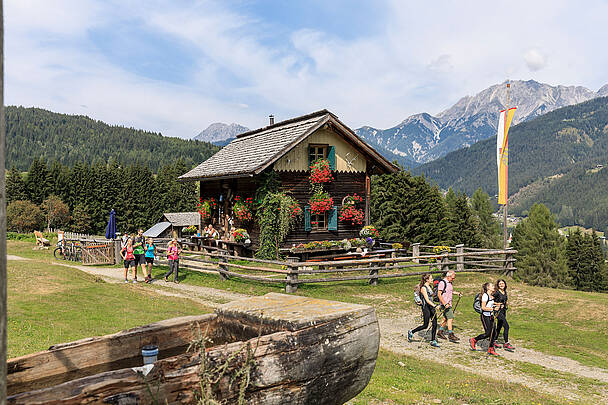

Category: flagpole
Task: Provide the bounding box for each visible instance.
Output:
[503,82,510,249]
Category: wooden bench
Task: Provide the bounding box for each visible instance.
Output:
[33,231,50,249]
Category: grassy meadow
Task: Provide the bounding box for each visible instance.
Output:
[7,238,607,403]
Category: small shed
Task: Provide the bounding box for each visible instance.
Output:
[144,212,201,238]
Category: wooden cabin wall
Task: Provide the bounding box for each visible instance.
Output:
[278,171,366,246]
[199,172,366,248]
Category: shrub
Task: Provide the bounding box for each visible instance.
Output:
[7,200,43,233]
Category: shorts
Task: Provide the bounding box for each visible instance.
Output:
[134,254,146,265]
[124,259,135,268]
[145,257,154,264]
[441,306,455,320]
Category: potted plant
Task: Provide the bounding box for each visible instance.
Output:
[198,198,217,222]
[309,190,333,215]
[339,194,365,225]
[232,228,250,244]
[309,158,334,184]
[233,196,253,222]
[360,225,380,247]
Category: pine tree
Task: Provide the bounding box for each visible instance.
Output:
[25,157,50,204]
[6,166,28,204]
[445,192,483,247]
[471,188,502,248]
[511,203,570,288]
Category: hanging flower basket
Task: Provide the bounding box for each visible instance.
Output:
[233,196,253,222]
[339,205,364,225]
[310,158,334,184]
[309,191,333,215]
[198,198,217,222]
[339,193,365,225]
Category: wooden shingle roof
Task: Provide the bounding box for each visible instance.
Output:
[180,109,397,181]
[161,212,201,227]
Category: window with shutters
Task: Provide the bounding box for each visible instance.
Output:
[308,144,327,166]
[311,213,327,231]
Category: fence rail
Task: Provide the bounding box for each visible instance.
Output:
[153,243,516,293]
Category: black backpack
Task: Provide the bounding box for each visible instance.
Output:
[473,293,483,314]
[432,277,447,303]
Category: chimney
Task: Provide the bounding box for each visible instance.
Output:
[269,114,274,125]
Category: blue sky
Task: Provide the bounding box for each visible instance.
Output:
[6,0,608,138]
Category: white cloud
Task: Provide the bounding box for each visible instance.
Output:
[524,49,547,71]
[5,0,608,137]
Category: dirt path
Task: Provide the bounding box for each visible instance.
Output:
[8,254,608,401]
[379,311,608,402]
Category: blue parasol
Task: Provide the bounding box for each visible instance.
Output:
[105,209,117,239]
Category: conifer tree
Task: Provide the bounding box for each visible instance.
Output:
[511,203,570,288]
[6,166,28,204]
[445,192,483,247]
[25,157,50,204]
[471,188,501,248]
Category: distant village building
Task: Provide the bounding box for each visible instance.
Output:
[180,109,398,247]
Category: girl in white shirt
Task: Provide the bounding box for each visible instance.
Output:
[470,282,502,356]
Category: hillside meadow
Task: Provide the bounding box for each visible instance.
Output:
[7,239,607,403]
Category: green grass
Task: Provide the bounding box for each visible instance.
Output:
[351,350,564,405]
[7,253,211,358]
[146,257,608,370]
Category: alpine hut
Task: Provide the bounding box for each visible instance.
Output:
[179,109,398,248]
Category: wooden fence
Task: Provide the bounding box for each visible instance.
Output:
[155,243,517,293]
[64,232,121,265]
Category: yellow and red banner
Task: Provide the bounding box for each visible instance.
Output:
[497,107,516,205]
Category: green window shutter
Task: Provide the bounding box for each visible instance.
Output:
[327,146,336,170]
[304,206,311,231]
[328,206,338,231]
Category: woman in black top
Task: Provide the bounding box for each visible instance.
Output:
[493,279,514,351]
[408,273,440,348]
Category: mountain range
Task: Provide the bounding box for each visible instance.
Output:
[414,96,608,231]
[192,80,608,168]
[355,80,608,167]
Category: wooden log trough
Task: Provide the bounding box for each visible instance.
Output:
[7,293,379,404]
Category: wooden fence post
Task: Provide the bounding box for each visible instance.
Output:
[504,248,515,277]
[456,244,464,272]
[412,243,420,263]
[114,241,121,265]
[440,254,449,274]
[369,262,378,286]
[286,256,299,293]
[218,255,228,281]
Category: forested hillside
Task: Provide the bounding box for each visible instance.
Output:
[6,106,219,171]
[415,97,608,229]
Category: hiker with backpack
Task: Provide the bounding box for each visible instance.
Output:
[470,282,502,356]
[435,270,462,343]
[408,274,440,347]
[493,279,514,351]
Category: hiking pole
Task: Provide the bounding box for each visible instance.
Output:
[452,294,462,313]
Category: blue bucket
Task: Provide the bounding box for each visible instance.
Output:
[141,344,159,365]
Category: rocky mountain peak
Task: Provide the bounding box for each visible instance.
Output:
[194,122,249,144]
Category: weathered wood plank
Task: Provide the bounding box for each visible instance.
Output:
[8,294,379,405]
[7,314,218,396]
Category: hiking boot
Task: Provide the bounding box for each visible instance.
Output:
[407,330,414,342]
[430,340,441,348]
[494,342,502,348]
[504,342,515,351]
[487,347,499,356]
[437,330,447,340]
[469,337,477,351]
[448,333,460,343]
